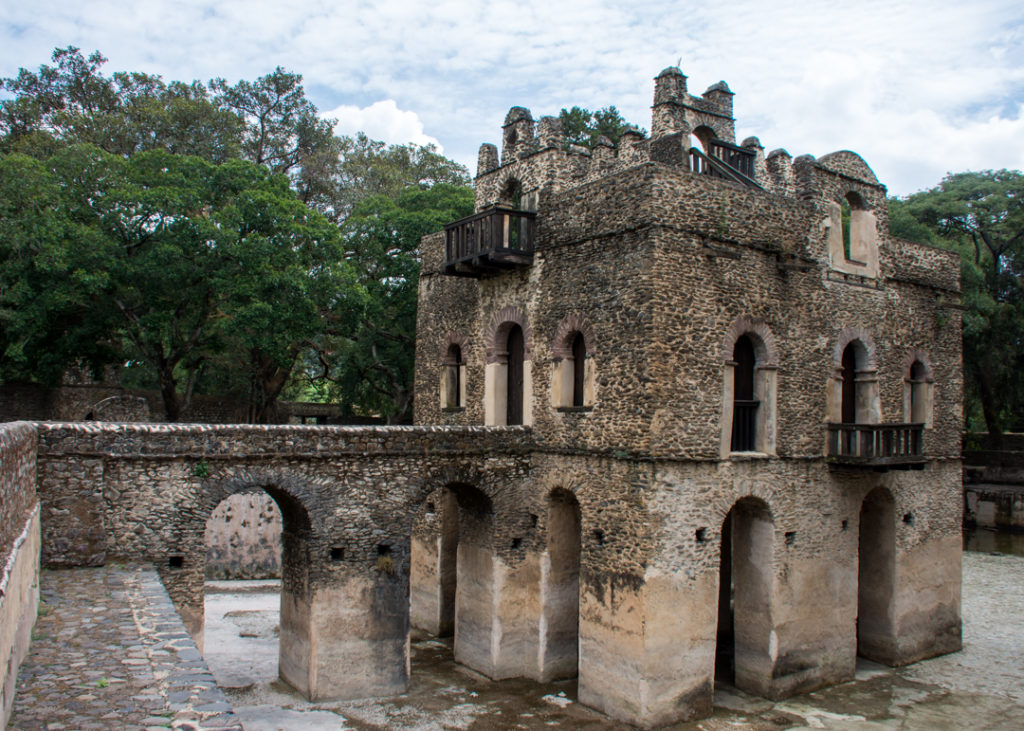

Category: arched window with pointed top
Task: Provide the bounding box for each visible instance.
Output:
[551,314,597,411]
[903,354,934,427]
[720,317,778,457]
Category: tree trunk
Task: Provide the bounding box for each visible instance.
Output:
[158,365,182,422]
[974,363,1003,447]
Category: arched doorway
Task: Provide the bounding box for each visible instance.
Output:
[857,487,896,663]
[541,488,582,680]
[715,497,774,692]
[410,487,459,636]
[201,485,313,696]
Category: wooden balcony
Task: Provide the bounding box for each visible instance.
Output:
[826,423,926,469]
[443,207,537,277]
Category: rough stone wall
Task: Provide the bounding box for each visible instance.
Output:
[33,422,533,634]
[205,492,282,579]
[0,422,40,729]
[0,423,37,558]
[416,161,962,463]
[411,67,964,725]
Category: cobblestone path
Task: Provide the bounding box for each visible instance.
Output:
[8,564,241,731]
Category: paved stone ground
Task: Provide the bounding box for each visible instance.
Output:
[10,550,1024,730]
[8,564,242,731]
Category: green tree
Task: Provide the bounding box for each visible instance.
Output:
[559,105,640,148]
[320,183,474,421]
[0,47,243,161]
[0,144,362,421]
[891,170,1024,436]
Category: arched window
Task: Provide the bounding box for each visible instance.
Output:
[827,191,879,277]
[903,355,933,427]
[484,306,533,426]
[440,337,467,411]
[551,314,597,411]
[720,317,778,457]
[731,336,758,451]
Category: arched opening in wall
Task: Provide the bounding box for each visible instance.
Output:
[721,320,777,457]
[842,192,875,264]
[410,488,459,637]
[857,487,896,663]
[690,125,715,154]
[202,486,311,696]
[542,488,582,680]
[408,483,495,676]
[506,324,525,425]
[500,178,524,210]
[731,335,758,451]
[715,497,774,691]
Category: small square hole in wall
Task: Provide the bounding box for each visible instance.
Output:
[168,555,184,569]
[695,527,708,543]
[593,529,605,546]
[530,513,538,528]
[841,520,849,532]
[784,532,796,546]
[377,544,391,556]
[903,512,915,525]
[330,547,344,561]
[426,502,436,514]
[511,537,522,550]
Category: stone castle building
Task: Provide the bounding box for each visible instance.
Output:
[1,67,962,729]
[408,66,963,725]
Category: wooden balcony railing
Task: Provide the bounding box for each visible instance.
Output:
[689,139,762,190]
[443,207,537,277]
[731,399,759,452]
[827,423,926,469]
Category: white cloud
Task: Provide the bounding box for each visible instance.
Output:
[321,100,443,151]
[2,0,1023,194]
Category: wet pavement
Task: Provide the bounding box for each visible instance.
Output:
[8,564,242,731]
[204,550,1024,730]
[9,551,1024,729]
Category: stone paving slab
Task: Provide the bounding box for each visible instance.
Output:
[8,564,242,731]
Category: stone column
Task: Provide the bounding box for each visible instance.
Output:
[284,571,409,700]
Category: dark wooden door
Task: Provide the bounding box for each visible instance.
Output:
[571,333,586,407]
[842,345,857,424]
[506,325,524,425]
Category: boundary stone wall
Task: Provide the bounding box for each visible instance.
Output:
[0,422,40,729]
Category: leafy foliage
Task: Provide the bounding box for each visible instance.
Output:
[1,47,472,422]
[890,170,1024,435]
[308,184,474,422]
[558,106,642,148]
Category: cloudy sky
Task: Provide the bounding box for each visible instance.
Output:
[2,0,1022,196]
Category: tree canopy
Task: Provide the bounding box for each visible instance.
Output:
[1,47,472,422]
[558,106,642,148]
[890,170,1024,435]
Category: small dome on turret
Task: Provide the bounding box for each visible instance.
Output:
[504,106,534,126]
[657,66,686,79]
[742,136,763,149]
[704,80,733,95]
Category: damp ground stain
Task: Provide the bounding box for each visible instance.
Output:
[204,550,1024,729]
